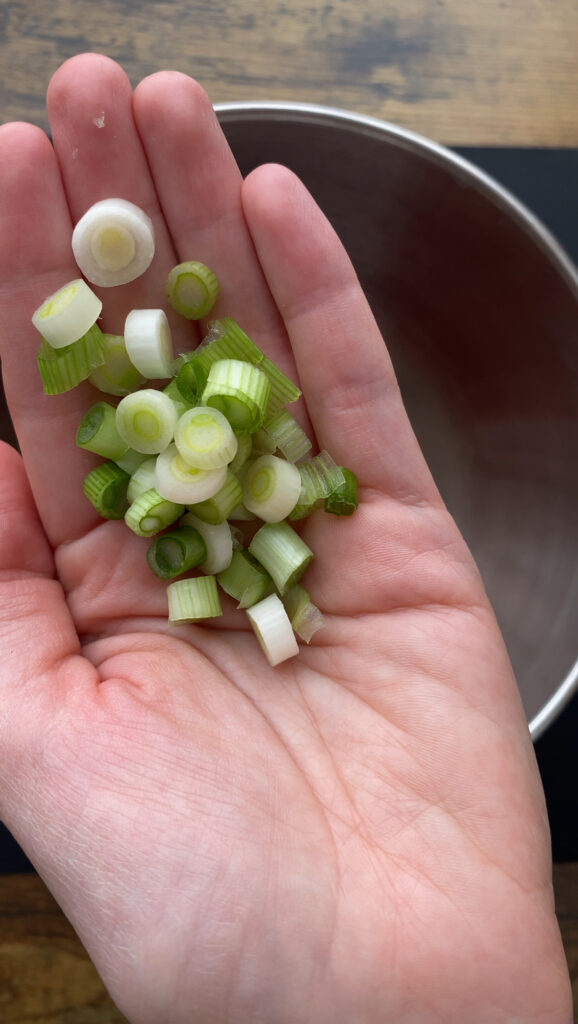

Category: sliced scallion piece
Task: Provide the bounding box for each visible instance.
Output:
[37,323,106,395]
[228,432,253,476]
[186,469,242,525]
[289,450,345,521]
[283,584,325,643]
[174,406,238,470]
[125,487,184,537]
[201,358,271,435]
[127,456,158,504]
[76,401,129,461]
[82,462,130,520]
[32,279,102,349]
[262,408,312,463]
[155,444,228,504]
[88,333,144,397]
[246,593,299,666]
[250,428,277,456]
[165,261,219,319]
[216,548,273,609]
[72,198,155,287]
[115,448,149,475]
[242,454,301,523]
[146,526,207,580]
[180,512,234,575]
[196,318,301,416]
[162,378,195,418]
[115,389,178,454]
[124,308,174,379]
[167,575,222,624]
[324,467,359,516]
[248,521,313,595]
[173,352,207,404]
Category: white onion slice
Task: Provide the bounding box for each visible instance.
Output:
[72,198,155,287]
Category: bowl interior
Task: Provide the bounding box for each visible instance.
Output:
[216,107,578,736]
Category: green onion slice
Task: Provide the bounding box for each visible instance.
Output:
[155,444,228,504]
[127,457,158,504]
[324,468,359,516]
[124,308,174,379]
[72,198,155,287]
[180,512,234,575]
[88,333,144,397]
[37,323,106,395]
[115,389,178,454]
[174,406,238,469]
[76,401,129,461]
[165,261,219,319]
[167,575,222,623]
[146,526,207,580]
[283,584,325,643]
[242,454,301,523]
[248,520,313,595]
[125,487,184,537]
[262,408,312,463]
[32,279,103,349]
[201,358,271,435]
[289,450,346,521]
[186,468,243,525]
[82,462,130,520]
[216,548,273,609]
[246,593,299,666]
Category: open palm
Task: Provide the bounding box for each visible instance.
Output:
[0,54,571,1024]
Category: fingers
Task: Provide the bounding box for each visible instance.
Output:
[132,72,295,377]
[46,54,192,351]
[241,164,440,502]
[0,121,106,545]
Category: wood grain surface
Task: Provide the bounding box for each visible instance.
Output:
[0,867,575,1021]
[0,0,577,144]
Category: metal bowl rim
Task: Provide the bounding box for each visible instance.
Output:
[214,99,578,740]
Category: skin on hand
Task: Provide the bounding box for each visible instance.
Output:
[0,54,572,1024]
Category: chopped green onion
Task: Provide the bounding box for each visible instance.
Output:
[324,468,359,516]
[88,333,144,396]
[124,308,174,379]
[262,408,312,463]
[115,389,178,454]
[167,575,222,623]
[146,525,207,580]
[72,198,155,287]
[246,593,299,666]
[216,548,273,609]
[228,432,253,475]
[196,318,301,416]
[283,584,325,643]
[37,323,106,394]
[125,487,184,537]
[242,454,301,522]
[165,261,219,319]
[127,456,158,503]
[162,378,195,418]
[82,462,130,520]
[186,469,242,524]
[250,428,278,456]
[174,406,238,470]
[173,352,207,404]
[180,512,234,574]
[155,444,228,504]
[115,448,149,475]
[289,450,345,521]
[32,279,103,349]
[76,401,129,461]
[248,521,313,595]
[201,358,271,435]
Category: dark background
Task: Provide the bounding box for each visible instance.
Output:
[1,148,577,871]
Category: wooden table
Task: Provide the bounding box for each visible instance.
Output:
[1,0,577,1019]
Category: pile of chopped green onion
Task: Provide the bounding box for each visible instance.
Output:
[31,199,359,666]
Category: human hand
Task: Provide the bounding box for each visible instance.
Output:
[0,54,572,1023]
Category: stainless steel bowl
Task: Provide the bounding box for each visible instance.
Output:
[215,102,578,738]
[1,103,576,739]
